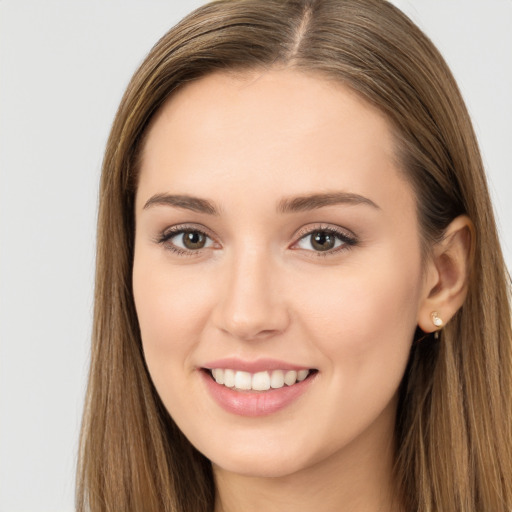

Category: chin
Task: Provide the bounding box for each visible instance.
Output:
[210,449,314,479]
[191,424,337,480]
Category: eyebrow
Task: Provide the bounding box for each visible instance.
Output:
[277,192,380,213]
[142,191,379,215]
[143,193,219,215]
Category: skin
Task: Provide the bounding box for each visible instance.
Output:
[133,69,471,512]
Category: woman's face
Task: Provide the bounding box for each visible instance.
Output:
[133,69,431,478]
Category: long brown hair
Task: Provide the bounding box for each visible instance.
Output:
[77,1,512,510]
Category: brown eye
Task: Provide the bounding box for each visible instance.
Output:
[159,227,214,253]
[182,231,207,250]
[294,227,356,254]
[310,231,336,251]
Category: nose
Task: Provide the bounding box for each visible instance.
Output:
[212,247,290,341]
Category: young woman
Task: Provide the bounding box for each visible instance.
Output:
[76,1,512,511]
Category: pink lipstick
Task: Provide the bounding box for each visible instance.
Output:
[199,358,317,417]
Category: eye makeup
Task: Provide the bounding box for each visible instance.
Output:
[155,221,358,258]
[155,223,217,257]
[291,223,358,257]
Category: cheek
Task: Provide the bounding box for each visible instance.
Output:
[295,248,422,381]
[132,248,210,376]
[284,253,422,451]
[132,253,218,426]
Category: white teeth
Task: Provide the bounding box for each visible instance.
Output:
[209,368,311,391]
[234,371,252,390]
[212,368,224,384]
[284,370,298,386]
[252,371,271,391]
[270,369,285,389]
[223,369,236,388]
[297,369,309,381]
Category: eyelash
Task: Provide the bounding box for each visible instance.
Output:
[156,224,216,257]
[292,224,358,257]
[156,223,358,257]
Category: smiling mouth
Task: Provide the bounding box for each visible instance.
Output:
[204,368,318,392]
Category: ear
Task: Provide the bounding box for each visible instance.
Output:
[417,215,474,333]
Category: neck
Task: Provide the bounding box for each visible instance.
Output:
[213,407,401,512]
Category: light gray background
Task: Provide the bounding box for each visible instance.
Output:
[0,1,510,511]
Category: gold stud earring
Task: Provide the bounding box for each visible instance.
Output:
[431,311,443,339]
[431,311,443,328]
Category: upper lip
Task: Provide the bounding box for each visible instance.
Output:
[201,357,314,373]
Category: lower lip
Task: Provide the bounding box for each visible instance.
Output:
[200,370,316,417]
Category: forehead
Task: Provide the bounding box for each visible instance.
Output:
[137,68,412,216]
